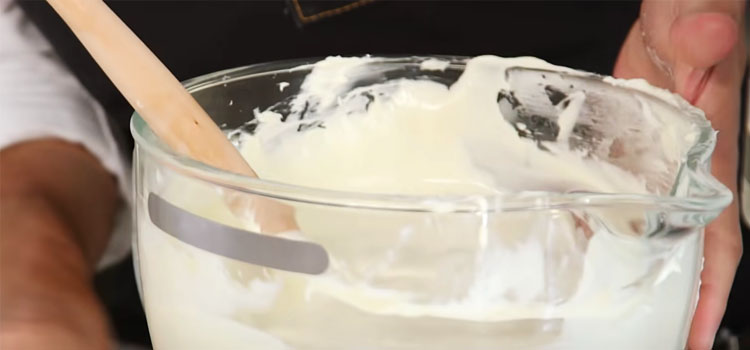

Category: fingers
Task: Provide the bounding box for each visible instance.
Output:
[689,201,743,350]
[615,2,746,349]
[684,17,745,349]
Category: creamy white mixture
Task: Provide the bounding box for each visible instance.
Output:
[137,56,706,349]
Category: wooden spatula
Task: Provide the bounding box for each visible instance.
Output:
[47,0,296,232]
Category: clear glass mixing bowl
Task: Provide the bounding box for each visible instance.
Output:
[131,57,731,350]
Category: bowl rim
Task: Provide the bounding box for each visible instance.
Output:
[130,55,732,215]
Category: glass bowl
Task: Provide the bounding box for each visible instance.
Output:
[131,56,731,350]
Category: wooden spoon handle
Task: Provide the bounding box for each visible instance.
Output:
[48,0,297,232]
[47,0,255,177]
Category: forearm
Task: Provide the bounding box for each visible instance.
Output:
[1,195,111,349]
[1,139,118,264]
[0,139,119,349]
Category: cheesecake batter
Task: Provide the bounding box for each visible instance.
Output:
[137,56,710,349]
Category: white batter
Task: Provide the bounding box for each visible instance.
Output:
[137,56,709,349]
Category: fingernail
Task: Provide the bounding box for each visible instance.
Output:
[679,67,712,105]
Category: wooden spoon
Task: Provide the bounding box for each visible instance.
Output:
[47,0,296,232]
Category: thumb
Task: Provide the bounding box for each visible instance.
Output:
[671,11,739,103]
[672,11,739,70]
[635,0,743,102]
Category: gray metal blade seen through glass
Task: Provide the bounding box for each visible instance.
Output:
[148,193,329,275]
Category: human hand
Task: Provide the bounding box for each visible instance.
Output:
[614,1,746,349]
